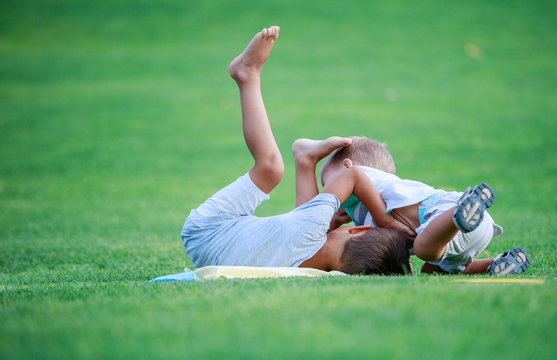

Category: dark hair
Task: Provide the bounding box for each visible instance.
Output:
[340,228,412,276]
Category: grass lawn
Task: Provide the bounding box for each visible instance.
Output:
[1,0,556,359]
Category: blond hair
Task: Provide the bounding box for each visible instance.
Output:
[323,136,396,174]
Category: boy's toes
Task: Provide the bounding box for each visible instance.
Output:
[259,26,280,41]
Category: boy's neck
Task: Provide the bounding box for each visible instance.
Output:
[299,230,349,271]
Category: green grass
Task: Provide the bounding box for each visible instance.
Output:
[1,0,556,359]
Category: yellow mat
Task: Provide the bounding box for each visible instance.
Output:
[192,266,347,280]
[452,278,545,284]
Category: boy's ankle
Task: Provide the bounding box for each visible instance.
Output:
[294,156,318,171]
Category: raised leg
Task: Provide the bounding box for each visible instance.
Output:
[229,26,283,194]
[413,207,459,261]
[414,183,495,262]
[292,137,352,206]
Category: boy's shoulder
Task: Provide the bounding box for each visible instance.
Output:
[357,165,399,179]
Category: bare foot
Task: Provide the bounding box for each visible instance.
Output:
[292,137,352,167]
[229,26,280,84]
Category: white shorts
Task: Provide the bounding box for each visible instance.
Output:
[416,192,503,273]
[181,172,269,267]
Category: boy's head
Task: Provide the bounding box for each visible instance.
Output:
[320,136,395,186]
[340,227,412,276]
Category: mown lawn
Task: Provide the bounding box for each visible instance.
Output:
[1,0,556,359]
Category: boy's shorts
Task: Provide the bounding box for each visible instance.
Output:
[181,172,338,268]
[416,191,503,273]
[182,172,269,267]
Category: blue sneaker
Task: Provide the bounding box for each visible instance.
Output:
[487,247,530,276]
[453,182,495,232]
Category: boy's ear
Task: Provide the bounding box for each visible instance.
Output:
[343,159,353,168]
[347,225,371,234]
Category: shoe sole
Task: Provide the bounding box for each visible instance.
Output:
[487,247,530,276]
[453,182,495,232]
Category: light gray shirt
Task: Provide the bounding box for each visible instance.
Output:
[182,173,339,268]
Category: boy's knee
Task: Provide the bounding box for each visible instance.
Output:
[255,156,284,183]
[267,165,284,185]
[413,244,444,262]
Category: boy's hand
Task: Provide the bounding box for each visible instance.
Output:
[388,218,417,239]
[389,210,417,245]
[328,209,352,232]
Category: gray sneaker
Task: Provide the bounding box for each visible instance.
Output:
[487,247,530,276]
[453,182,495,232]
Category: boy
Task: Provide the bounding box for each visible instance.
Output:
[320,144,530,276]
[181,26,413,275]
[321,136,396,231]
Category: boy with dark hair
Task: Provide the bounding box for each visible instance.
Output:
[341,228,410,275]
[181,26,413,275]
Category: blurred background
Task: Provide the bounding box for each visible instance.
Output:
[1,1,556,359]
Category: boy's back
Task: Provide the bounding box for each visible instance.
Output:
[342,166,440,226]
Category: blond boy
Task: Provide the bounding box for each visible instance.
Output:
[320,142,530,275]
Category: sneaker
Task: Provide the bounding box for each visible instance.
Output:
[453,182,495,232]
[487,247,530,276]
[457,186,471,202]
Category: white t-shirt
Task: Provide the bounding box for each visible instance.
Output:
[342,166,441,226]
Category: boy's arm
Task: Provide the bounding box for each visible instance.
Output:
[328,209,353,232]
[322,167,416,238]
